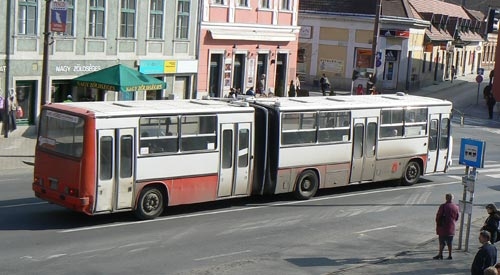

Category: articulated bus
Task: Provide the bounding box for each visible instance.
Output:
[33,94,452,219]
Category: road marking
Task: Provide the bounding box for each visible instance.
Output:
[355,225,397,234]
[487,174,500,179]
[59,180,460,233]
[47,254,66,259]
[0,201,47,209]
[448,164,500,171]
[447,175,462,180]
[194,250,252,261]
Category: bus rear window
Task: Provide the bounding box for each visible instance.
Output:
[38,110,84,158]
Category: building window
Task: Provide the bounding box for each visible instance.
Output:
[18,0,37,35]
[237,0,248,7]
[280,0,291,10]
[120,0,136,38]
[176,0,190,39]
[149,0,163,39]
[261,0,270,8]
[89,0,105,37]
[64,0,75,36]
[213,0,225,4]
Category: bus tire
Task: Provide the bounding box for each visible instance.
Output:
[294,170,319,200]
[134,186,164,220]
[401,160,421,186]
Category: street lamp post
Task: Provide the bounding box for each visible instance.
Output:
[41,0,52,106]
[370,0,382,71]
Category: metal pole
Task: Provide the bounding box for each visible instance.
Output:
[464,167,477,252]
[370,0,382,70]
[476,82,480,105]
[3,0,13,138]
[458,165,469,250]
[41,0,52,106]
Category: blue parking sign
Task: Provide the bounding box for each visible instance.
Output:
[459,138,485,168]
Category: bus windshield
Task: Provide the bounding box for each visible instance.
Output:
[38,109,85,158]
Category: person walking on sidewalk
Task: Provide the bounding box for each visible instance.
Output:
[320,73,330,96]
[434,193,459,260]
[482,204,500,243]
[487,92,496,119]
[451,65,456,83]
[471,230,497,275]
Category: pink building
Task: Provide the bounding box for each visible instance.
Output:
[198,0,300,98]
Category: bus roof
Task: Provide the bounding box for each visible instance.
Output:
[45,99,254,118]
[246,94,452,111]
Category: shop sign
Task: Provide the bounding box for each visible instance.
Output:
[380,29,410,38]
[140,60,178,74]
[51,1,67,33]
[385,50,398,62]
[299,26,312,39]
[164,61,177,74]
[319,59,344,74]
[54,64,101,73]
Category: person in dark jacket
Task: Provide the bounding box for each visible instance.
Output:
[471,230,497,275]
[487,93,496,119]
[482,204,500,243]
[434,193,459,260]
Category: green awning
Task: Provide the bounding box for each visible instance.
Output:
[72,64,166,92]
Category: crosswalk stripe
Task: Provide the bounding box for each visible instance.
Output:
[486,174,500,179]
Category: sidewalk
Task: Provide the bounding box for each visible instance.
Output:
[333,217,487,275]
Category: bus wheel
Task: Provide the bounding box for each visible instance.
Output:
[401,161,421,186]
[294,170,319,200]
[134,187,164,220]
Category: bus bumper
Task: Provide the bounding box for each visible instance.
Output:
[33,184,90,213]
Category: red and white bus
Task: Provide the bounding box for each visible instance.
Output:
[33,94,452,219]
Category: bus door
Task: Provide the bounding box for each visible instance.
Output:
[426,114,450,173]
[350,117,378,182]
[218,123,252,197]
[95,128,135,212]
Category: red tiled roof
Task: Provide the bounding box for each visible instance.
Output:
[409,0,469,18]
[425,25,453,41]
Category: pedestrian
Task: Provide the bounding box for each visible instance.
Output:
[369,86,380,95]
[495,262,500,273]
[482,204,500,243]
[471,230,497,275]
[64,95,73,102]
[451,65,456,83]
[486,92,496,119]
[295,74,301,91]
[257,74,266,95]
[484,84,493,101]
[485,266,499,275]
[355,84,364,95]
[245,86,255,96]
[320,73,330,96]
[288,80,296,97]
[7,94,18,132]
[434,193,459,260]
[228,88,236,98]
[0,95,4,122]
[490,69,495,85]
[367,73,376,91]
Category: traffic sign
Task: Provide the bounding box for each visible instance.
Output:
[459,138,485,168]
[476,75,483,83]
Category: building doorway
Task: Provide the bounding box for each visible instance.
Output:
[209,53,223,97]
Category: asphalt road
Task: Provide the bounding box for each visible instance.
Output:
[1,82,500,274]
